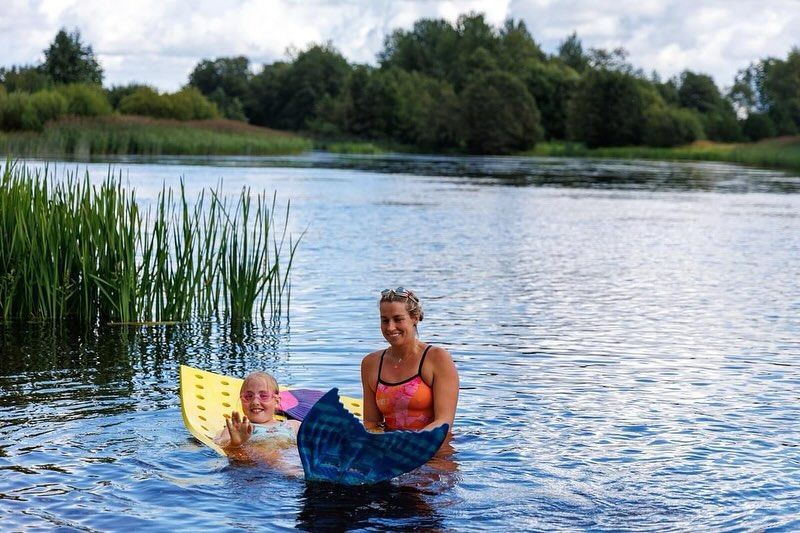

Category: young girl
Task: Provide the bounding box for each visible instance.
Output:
[215,371,301,468]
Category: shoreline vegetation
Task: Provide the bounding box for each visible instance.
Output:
[529,137,800,173]
[0,161,299,324]
[0,115,311,157]
[1,114,798,173]
[320,136,800,174]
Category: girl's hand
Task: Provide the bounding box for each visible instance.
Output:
[225,411,253,447]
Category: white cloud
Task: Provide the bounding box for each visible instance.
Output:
[0,0,797,90]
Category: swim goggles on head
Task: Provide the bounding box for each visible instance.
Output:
[380,287,419,302]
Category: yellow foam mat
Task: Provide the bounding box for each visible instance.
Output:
[179,364,363,456]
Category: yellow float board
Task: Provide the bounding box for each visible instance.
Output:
[179,364,363,456]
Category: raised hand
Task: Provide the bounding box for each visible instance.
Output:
[225,410,253,447]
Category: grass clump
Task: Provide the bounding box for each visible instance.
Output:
[0,160,300,324]
[523,138,800,173]
[325,141,385,154]
[0,115,313,157]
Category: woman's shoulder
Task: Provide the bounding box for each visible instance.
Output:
[425,344,454,364]
[361,349,385,366]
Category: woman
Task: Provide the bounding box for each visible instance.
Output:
[361,287,459,433]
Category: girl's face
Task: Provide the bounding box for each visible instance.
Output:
[239,376,278,424]
[380,301,417,347]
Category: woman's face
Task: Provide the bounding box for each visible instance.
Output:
[380,301,417,346]
[239,376,278,424]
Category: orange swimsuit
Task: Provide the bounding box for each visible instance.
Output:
[375,345,434,430]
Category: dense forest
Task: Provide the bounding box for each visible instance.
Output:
[2,15,800,155]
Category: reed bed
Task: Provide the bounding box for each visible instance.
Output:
[0,161,300,324]
[0,116,312,157]
[527,138,800,173]
[325,141,385,154]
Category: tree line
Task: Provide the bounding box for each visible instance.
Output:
[0,29,219,131]
[2,17,800,154]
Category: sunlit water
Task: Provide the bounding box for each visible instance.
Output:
[1,154,799,531]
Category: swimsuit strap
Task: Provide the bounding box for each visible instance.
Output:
[417,345,432,375]
[377,345,433,387]
[376,349,388,389]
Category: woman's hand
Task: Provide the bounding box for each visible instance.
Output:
[225,410,253,447]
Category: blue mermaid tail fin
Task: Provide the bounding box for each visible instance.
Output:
[297,388,449,485]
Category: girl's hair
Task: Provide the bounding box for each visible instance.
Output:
[241,371,279,393]
[379,288,424,322]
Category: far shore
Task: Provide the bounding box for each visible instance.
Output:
[2,115,799,174]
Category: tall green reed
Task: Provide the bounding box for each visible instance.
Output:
[0,160,299,324]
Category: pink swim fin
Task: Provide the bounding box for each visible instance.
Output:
[278,389,326,421]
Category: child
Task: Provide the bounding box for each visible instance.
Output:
[215,371,301,466]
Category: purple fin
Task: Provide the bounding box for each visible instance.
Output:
[279,389,325,421]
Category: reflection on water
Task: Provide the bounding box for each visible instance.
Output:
[2,154,800,530]
[297,483,441,531]
[81,151,800,194]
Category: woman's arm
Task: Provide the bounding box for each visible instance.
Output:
[423,347,459,432]
[360,352,384,431]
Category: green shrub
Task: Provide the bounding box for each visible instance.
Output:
[165,87,219,120]
[120,86,219,120]
[742,112,777,141]
[642,105,704,147]
[119,86,172,118]
[106,83,153,109]
[56,83,113,116]
[0,91,30,130]
[21,90,68,131]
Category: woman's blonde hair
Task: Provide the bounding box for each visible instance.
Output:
[379,287,424,322]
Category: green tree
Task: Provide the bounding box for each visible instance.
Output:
[762,48,800,134]
[379,13,503,91]
[522,61,579,139]
[379,18,459,81]
[741,112,777,141]
[677,71,741,141]
[729,59,775,115]
[42,28,103,85]
[497,19,545,75]
[677,71,724,113]
[567,69,655,147]
[273,44,350,130]
[247,61,290,127]
[557,32,589,73]
[188,56,252,120]
[0,65,52,92]
[461,70,542,154]
[655,78,680,106]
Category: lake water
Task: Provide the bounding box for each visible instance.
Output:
[1,153,799,531]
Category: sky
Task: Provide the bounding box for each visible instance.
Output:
[1,0,798,91]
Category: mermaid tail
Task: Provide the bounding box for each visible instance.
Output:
[297,388,449,485]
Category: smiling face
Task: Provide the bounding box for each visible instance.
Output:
[239,375,279,424]
[380,301,418,347]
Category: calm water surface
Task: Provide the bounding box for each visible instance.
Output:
[1,154,799,531]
